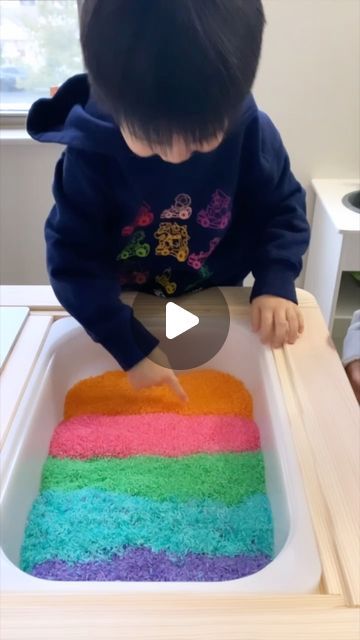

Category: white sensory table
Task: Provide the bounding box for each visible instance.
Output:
[0,285,359,640]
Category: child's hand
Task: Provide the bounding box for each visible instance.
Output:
[251,295,304,348]
[127,346,188,402]
[345,360,360,403]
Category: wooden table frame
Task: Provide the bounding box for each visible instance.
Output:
[0,286,359,640]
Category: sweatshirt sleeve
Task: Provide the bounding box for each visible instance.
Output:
[248,113,310,304]
[342,310,360,367]
[45,148,159,370]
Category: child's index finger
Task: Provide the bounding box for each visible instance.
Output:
[168,375,188,403]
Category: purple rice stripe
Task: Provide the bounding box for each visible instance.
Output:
[31,548,271,582]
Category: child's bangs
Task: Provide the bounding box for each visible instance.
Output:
[120,113,228,149]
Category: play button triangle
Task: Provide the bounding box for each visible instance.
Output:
[165,302,199,340]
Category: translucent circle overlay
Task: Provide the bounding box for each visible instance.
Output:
[131,287,230,370]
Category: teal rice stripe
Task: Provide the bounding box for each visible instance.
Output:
[20,489,274,572]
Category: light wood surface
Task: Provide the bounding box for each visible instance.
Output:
[0,283,318,310]
[273,348,344,598]
[276,311,360,606]
[0,307,29,371]
[0,314,53,448]
[0,285,61,309]
[0,285,359,640]
[1,593,359,640]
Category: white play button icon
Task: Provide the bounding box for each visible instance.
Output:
[132,288,230,369]
[165,301,199,340]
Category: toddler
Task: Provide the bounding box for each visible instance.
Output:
[27,0,310,399]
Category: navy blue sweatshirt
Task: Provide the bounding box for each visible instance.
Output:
[27,74,310,370]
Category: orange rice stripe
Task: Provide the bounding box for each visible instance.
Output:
[64,369,253,420]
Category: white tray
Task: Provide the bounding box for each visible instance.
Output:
[0,301,321,593]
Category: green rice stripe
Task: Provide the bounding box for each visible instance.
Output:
[41,453,265,505]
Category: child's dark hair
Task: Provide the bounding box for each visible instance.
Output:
[80,0,265,147]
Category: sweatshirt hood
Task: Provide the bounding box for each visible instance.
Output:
[26,73,258,157]
[26,73,125,156]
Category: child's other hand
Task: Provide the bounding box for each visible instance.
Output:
[128,347,188,402]
[251,295,304,348]
[345,360,360,404]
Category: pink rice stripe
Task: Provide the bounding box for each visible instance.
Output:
[49,414,260,459]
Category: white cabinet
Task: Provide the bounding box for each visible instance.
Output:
[304,179,360,351]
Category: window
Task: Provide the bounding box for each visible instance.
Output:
[0,0,83,114]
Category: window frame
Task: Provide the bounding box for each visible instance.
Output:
[0,0,82,127]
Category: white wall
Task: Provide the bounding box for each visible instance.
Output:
[0,141,60,284]
[255,0,360,187]
[1,0,359,285]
